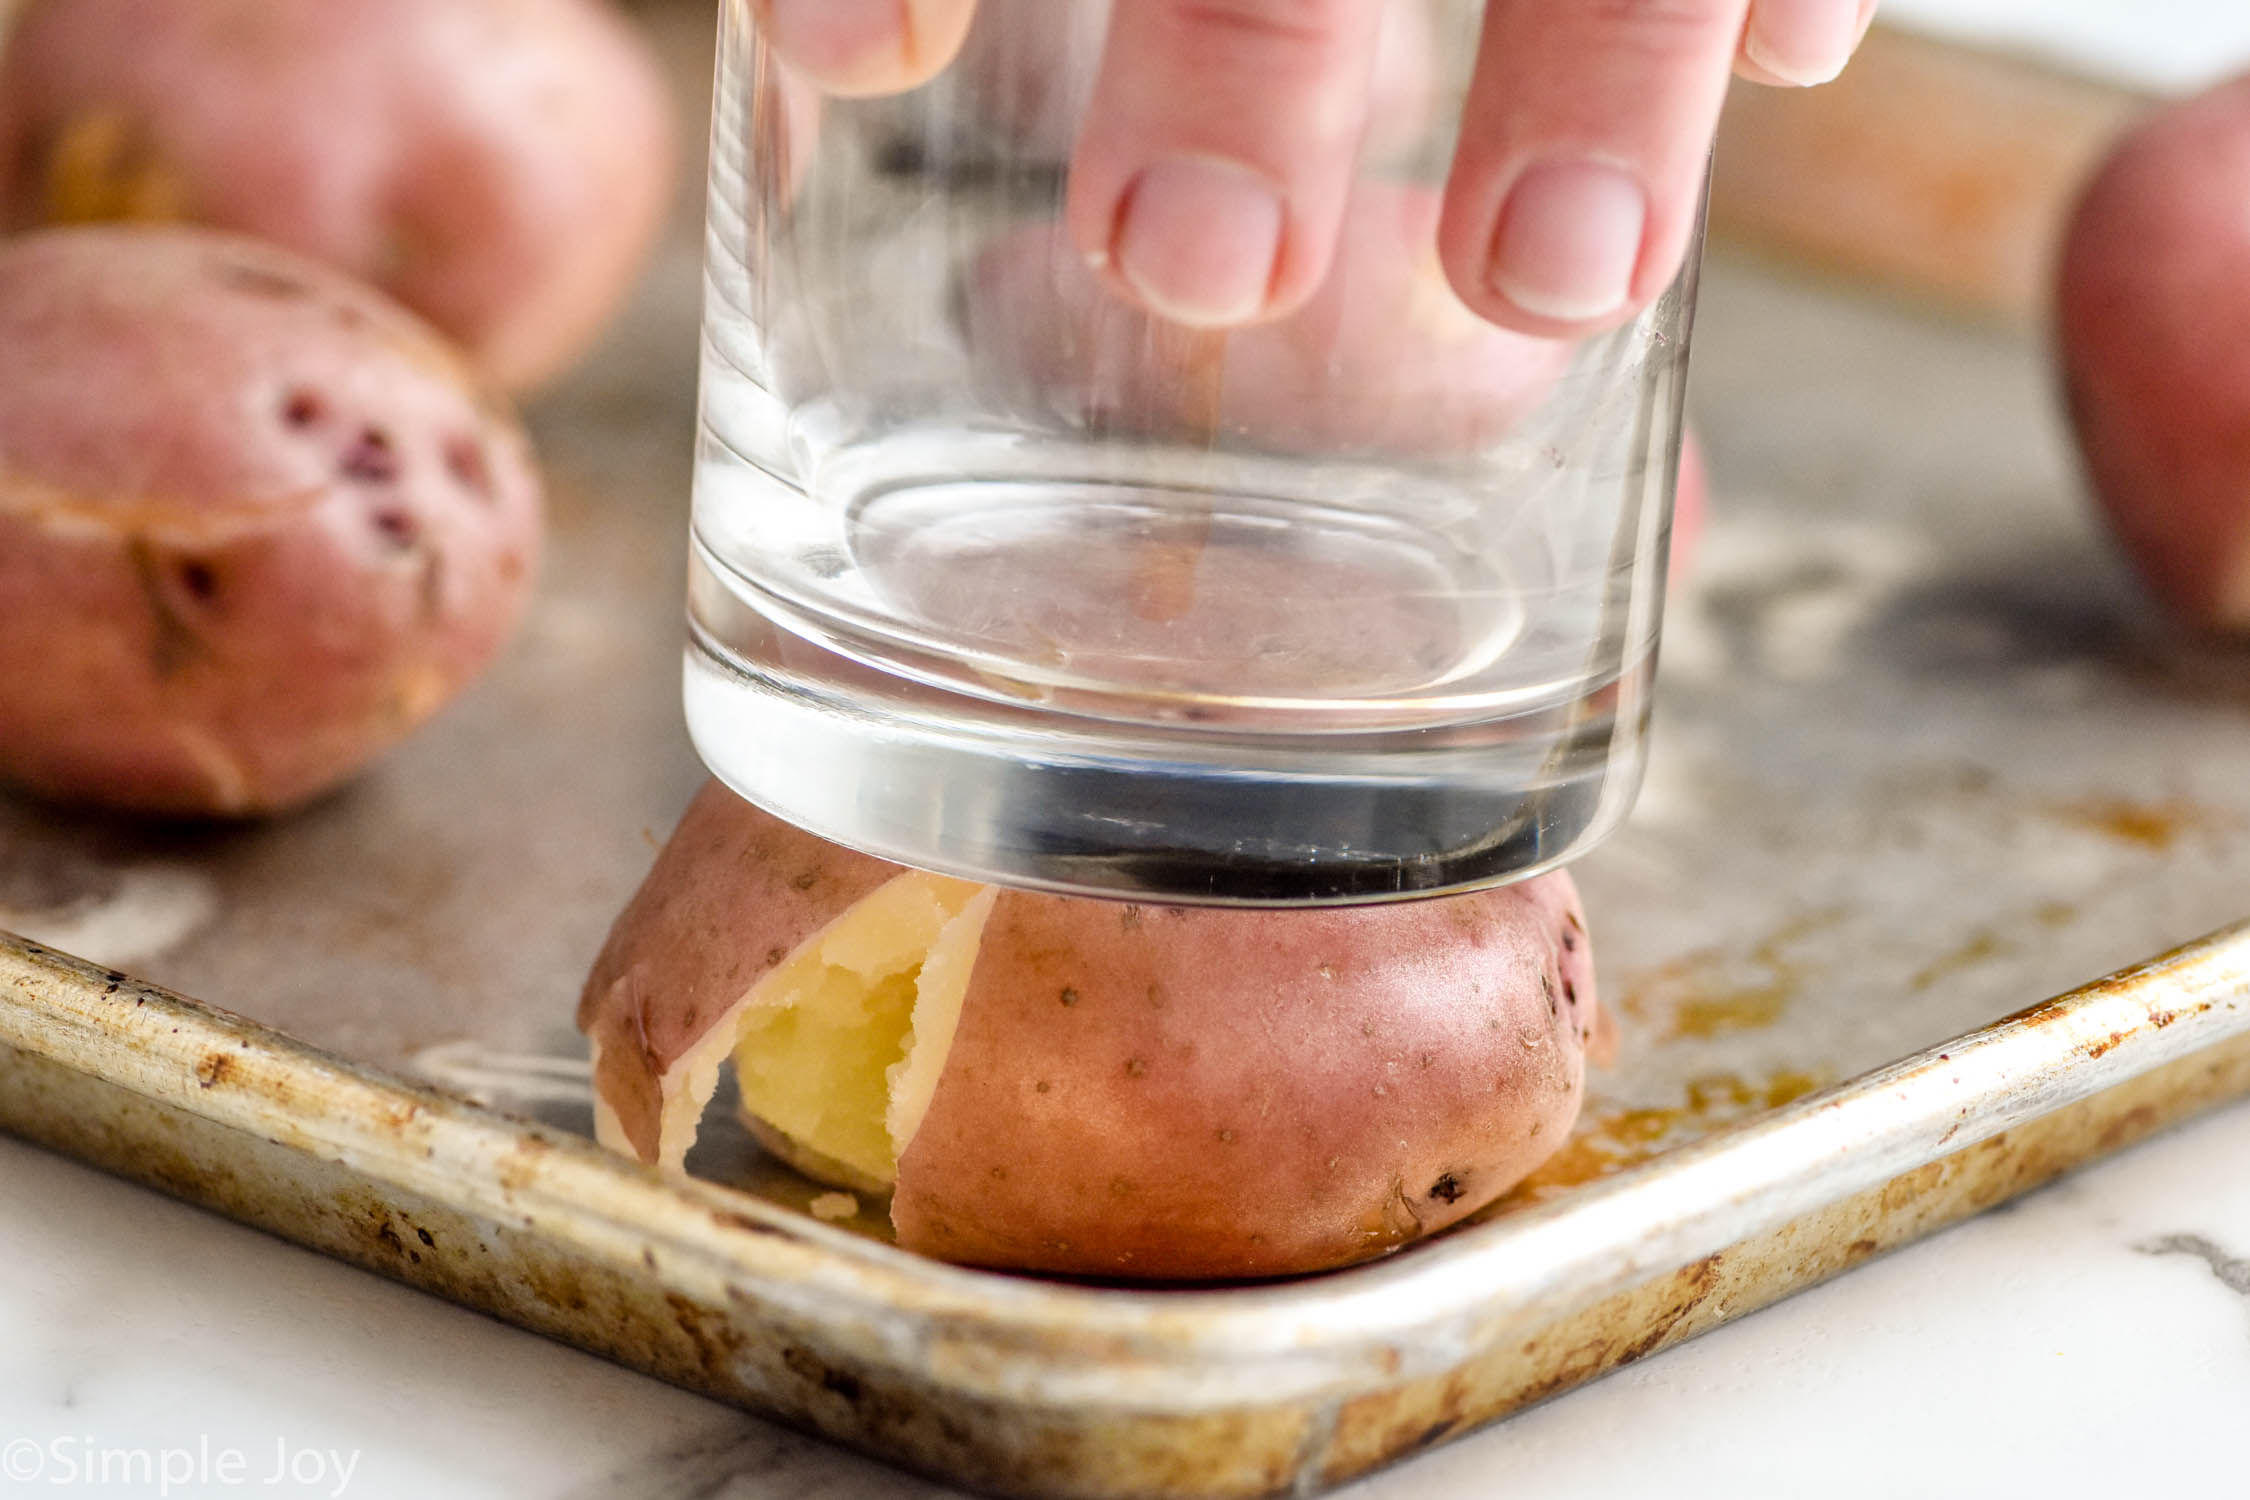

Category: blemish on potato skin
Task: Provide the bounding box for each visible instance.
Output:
[1123,1056,1148,1079]
[444,433,494,501]
[1108,1176,1134,1198]
[129,540,207,676]
[1118,905,1143,932]
[175,559,219,604]
[338,424,400,483]
[38,110,189,224]
[219,262,312,301]
[763,946,785,968]
[280,388,326,428]
[371,505,421,551]
[1427,1172,1465,1204]
[789,870,817,892]
[1033,1080,1051,1093]
[1216,1128,1235,1144]
[1058,986,1079,1007]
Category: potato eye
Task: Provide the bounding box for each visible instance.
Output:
[339,425,399,483]
[280,388,326,428]
[370,507,420,550]
[443,433,494,502]
[175,559,219,603]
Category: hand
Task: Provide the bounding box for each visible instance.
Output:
[750,0,1876,337]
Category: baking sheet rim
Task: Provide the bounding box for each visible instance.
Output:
[1,915,2246,1414]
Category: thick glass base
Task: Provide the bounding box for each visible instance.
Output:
[684,542,1652,905]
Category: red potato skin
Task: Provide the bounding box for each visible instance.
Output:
[2056,74,2250,630]
[0,225,541,815]
[964,181,1574,455]
[894,878,1597,1280]
[577,780,901,1165]
[581,783,1602,1281]
[0,0,675,391]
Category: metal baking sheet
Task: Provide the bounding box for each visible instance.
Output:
[7,6,2250,1496]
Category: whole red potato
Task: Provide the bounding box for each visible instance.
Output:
[2057,74,2250,630]
[0,0,674,391]
[0,225,542,816]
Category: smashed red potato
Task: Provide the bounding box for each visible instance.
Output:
[580,783,1605,1281]
[0,225,542,816]
[0,0,675,390]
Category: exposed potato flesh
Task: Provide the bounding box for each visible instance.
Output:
[728,876,993,1187]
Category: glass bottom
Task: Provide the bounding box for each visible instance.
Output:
[683,542,1652,905]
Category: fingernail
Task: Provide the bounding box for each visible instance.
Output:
[1485,161,1646,324]
[758,0,898,90]
[1743,0,1861,85]
[1112,155,1284,328]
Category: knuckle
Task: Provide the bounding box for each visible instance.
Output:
[1157,0,1358,60]
[1581,0,1736,55]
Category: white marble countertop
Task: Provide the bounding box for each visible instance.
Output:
[2,1094,2243,1500]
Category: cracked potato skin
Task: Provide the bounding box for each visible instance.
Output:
[578,780,902,1166]
[0,225,541,816]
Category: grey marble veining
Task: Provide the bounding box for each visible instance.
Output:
[2138,1233,2250,1300]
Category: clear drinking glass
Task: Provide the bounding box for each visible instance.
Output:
[689,0,1698,903]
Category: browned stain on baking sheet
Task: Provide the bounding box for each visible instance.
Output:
[1492,1068,1830,1210]
[1621,910,1842,1039]
[1908,901,2080,993]
[2042,796,2203,852]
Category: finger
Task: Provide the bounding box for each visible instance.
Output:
[1065,0,1392,330]
[1438,0,1748,337]
[752,0,979,98]
[1735,0,1878,87]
